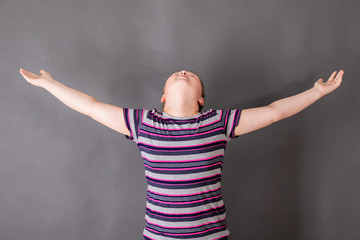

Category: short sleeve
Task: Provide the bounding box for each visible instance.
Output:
[123,108,144,143]
[223,109,242,141]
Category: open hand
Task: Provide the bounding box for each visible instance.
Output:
[19,68,54,88]
[314,70,344,96]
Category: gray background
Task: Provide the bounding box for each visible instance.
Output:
[0,0,359,239]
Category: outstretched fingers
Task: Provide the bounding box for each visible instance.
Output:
[20,69,40,79]
[328,71,338,82]
[327,70,344,85]
[334,70,344,84]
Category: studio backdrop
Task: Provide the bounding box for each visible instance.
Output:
[0,0,359,239]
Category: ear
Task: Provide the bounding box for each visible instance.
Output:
[161,94,166,103]
[198,97,204,107]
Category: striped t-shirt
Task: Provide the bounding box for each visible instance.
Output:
[123,107,242,240]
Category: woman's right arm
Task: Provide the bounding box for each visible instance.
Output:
[19,68,130,136]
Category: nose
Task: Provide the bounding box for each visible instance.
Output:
[180,70,186,76]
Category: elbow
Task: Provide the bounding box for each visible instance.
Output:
[269,104,282,123]
[88,100,98,118]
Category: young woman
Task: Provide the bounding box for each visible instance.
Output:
[19,68,344,239]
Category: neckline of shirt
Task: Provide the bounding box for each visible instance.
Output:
[161,111,203,120]
[152,108,215,120]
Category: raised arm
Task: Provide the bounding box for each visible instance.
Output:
[234,70,344,136]
[19,68,130,136]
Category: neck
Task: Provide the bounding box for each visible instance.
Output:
[163,99,200,118]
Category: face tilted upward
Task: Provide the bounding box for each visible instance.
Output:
[161,70,204,109]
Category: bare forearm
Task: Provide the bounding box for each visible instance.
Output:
[269,86,324,122]
[42,78,97,116]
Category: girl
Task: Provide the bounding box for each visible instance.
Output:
[19,68,343,239]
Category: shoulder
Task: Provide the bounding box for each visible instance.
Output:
[201,108,217,117]
[145,108,163,119]
[211,109,228,117]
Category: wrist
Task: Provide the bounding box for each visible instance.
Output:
[42,78,55,90]
[312,85,325,98]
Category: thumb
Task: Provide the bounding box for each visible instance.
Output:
[40,69,51,77]
[317,78,324,83]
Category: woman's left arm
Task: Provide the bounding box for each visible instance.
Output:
[270,69,344,122]
[234,70,344,136]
